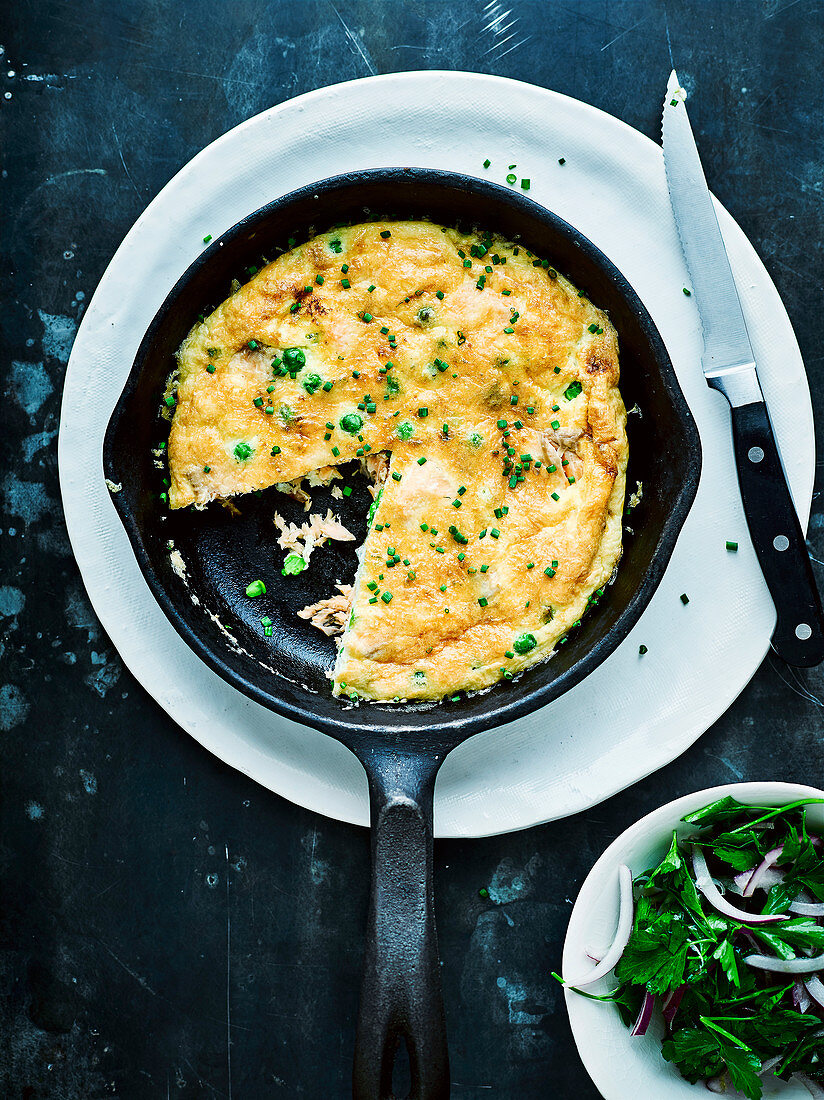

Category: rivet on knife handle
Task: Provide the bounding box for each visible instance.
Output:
[729,398,824,667]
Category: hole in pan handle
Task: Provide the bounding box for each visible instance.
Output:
[353,748,449,1100]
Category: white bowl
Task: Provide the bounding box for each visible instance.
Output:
[563,782,824,1099]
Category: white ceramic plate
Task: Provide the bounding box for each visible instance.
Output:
[563,782,824,1099]
[59,72,815,836]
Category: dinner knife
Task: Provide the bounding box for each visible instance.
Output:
[662,69,824,667]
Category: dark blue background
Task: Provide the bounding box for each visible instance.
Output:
[2,1,823,1096]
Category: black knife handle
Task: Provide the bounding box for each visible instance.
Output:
[730,400,824,667]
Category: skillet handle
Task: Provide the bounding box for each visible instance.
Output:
[353,751,449,1100]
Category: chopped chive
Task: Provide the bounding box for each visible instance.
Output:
[380,230,391,239]
[483,158,491,168]
[203,234,212,243]
[245,579,266,598]
[521,178,530,190]
[680,593,690,605]
[639,644,648,655]
[506,173,517,185]
[417,456,427,465]
[551,492,560,501]
[683,287,692,296]
[726,540,738,551]
[480,564,488,573]
[478,597,489,607]
[381,591,393,603]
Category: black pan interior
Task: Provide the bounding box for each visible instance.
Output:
[103,168,701,748]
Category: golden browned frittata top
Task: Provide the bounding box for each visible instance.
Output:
[168,221,627,702]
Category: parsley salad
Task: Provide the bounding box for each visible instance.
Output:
[561,797,824,1099]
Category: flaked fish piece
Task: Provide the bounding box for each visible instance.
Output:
[543,425,583,452]
[309,509,355,544]
[540,428,584,481]
[306,466,342,488]
[298,583,354,637]
[274,509,355,568]
[275,479,312,511]
[364,451,390,498]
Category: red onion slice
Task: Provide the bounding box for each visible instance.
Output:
[804,975,824,1010]
[662,984,686,1026]
[732,866,784,895]
[760,1055,783,1076]
[564,864,634,987]
[791,899,824,916]
[692,850,789,924]
[794,980,813,1013]
[743,846,784,896]
[630,990,655,1037]
[743,952,824,974]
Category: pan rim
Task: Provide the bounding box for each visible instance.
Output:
[103,166,702,743]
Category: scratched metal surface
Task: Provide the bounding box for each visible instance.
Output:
[1,1,823,1096]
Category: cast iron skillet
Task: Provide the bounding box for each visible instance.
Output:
[103,169,701,1099]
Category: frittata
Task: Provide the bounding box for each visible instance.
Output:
[168,220,628,702]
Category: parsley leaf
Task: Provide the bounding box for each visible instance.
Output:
[615,908,689,993]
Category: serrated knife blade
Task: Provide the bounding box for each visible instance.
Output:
[662,70,760,404]
[660,69,824,666]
